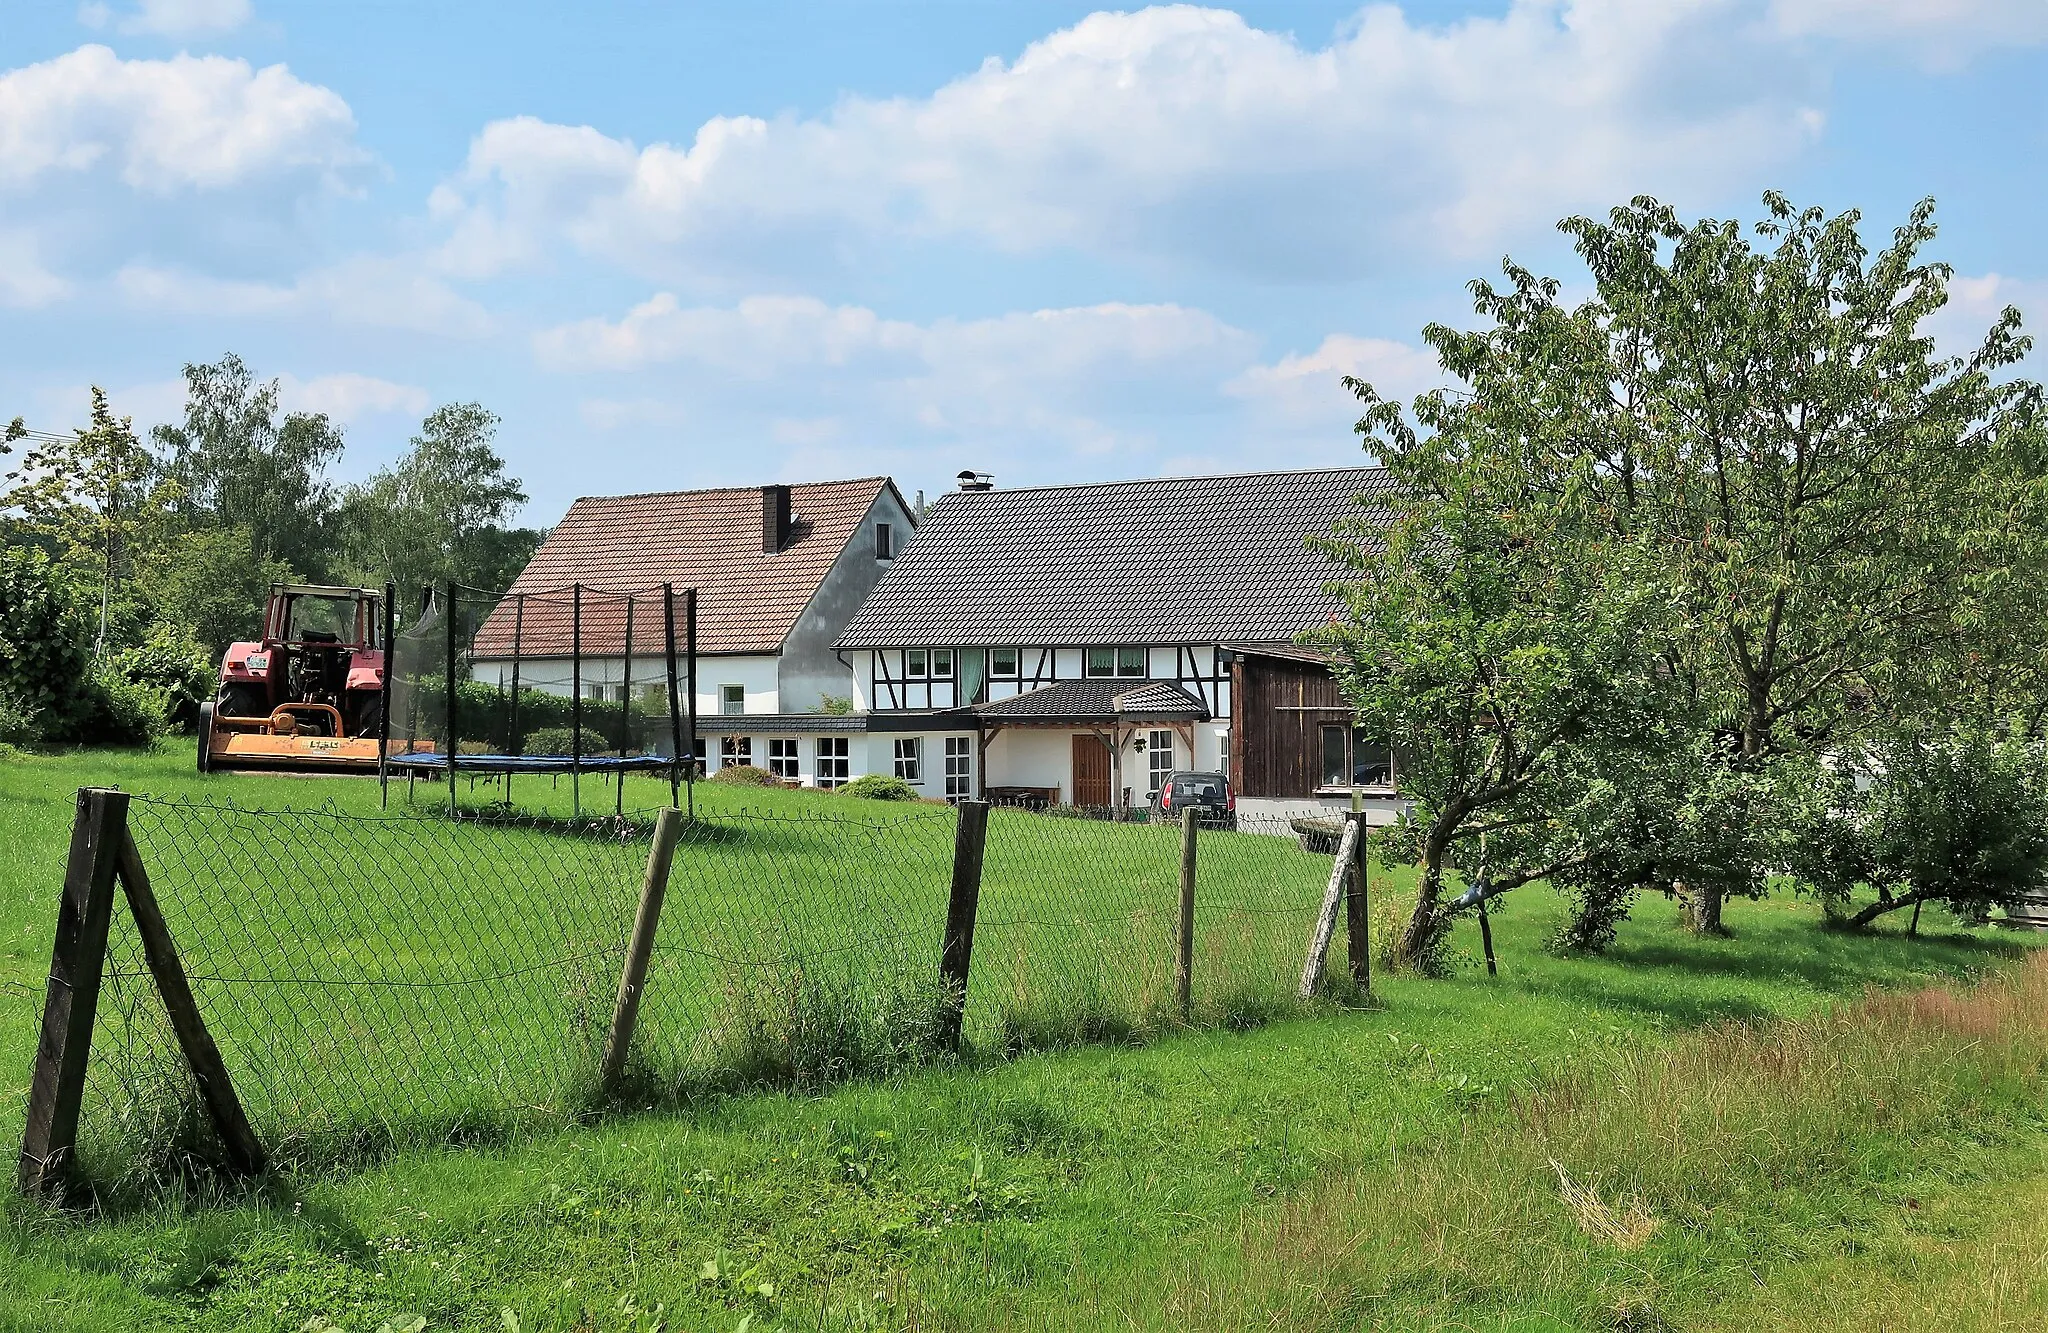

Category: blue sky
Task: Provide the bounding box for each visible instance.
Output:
[4,0,2045,527]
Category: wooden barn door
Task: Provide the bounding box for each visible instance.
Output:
[1072,734,1112,807]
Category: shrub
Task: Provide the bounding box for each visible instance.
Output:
[0,689,42,748]
[1786,725,2048,927]
[103,625,213,733]
[85,663,167,746]
[520,727,580,756]
[711,764,779,787]
[842,774,917,801]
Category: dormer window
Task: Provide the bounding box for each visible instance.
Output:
[876,522,894,560]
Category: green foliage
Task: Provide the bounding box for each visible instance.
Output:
[336,403,543,597]
[710,764,780,786]
[0,545,103,744]
[152,353,344,580]
[134,522,296,655]
[520,727,581,757]
[1314,461,1675,968]
[816,693,855,715]
[1787,726,2048,926]
[101,625,215,733]
[841,773,918,801]
[1346,191,2048,936]
[0,689,40,748]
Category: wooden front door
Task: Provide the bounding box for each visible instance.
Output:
[1072,734,1112,808]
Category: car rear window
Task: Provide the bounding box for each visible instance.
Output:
[1177,776,1224,800]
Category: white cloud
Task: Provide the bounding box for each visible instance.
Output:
[536,293,1250,385]
[275,373,430,424]
[431,1,1822,284]
[1229,334,1445,420]
[0,45,360,194]
[1930,272,2048,358]
[1771,0,2048,53]
[0,230,71,307]
[116,256,493,337]
[80,0,253,37]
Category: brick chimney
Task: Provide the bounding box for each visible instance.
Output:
[761,483,792,552]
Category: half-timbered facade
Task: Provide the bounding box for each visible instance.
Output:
[837,467,1399,815]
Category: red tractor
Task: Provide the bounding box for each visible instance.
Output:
[198,583,392,773]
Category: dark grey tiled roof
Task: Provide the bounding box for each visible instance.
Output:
[972,679,1210,723]
[837,467,1391,649]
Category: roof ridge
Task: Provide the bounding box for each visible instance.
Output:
[565,476,889,507]
[926,464,1388,504]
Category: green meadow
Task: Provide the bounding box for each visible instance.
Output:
[1,747,2043,1331]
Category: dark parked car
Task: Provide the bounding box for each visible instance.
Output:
[1152,770,1235,827]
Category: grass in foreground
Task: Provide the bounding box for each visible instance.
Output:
[0,746,2042,1331]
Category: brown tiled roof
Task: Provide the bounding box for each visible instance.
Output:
[473,477,896,657]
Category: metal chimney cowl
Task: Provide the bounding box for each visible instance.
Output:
[956,470,993,492]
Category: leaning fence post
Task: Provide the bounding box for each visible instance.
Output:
[1344,809,1370,991]
[1299,815,1360,1000]
[938,799,990,1053]
[602,807,684,1094]
[114,828,266,1175]
[1176,806,1198,1018]
[19,788,128,1196]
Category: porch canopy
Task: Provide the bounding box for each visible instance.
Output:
[974,679,1211,807]
[971,678,1211,727]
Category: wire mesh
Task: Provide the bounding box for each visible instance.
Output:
[385,583,693,789]
[67,792,1346,1184]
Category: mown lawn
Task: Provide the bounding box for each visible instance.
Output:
[1,745,2043,1332]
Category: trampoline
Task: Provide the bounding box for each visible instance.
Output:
[383,580,701,816]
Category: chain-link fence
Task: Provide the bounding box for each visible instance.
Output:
[55,792,1353,1189]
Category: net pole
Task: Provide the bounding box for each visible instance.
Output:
[686,586,698,821]
[572,582,583,818]
[378,579,395,809]
[445,579,458,816]
[618,593,635,819]
[508,592,524,806]
[663,585,682,808]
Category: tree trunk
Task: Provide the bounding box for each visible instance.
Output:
[1397,819,1456,967]
[1848,888,1941,929]
[1685,882,1726,935]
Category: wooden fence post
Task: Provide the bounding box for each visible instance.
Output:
[20,788,128,1196]
[114,829,266,1175]
[1176,806,1198,1018]
[1299,816,1360,1000]
[601,807,684,1094]
[938,799,990,1053]
[1344,810,1370,991]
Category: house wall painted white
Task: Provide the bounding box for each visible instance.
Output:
[475,652,784,716]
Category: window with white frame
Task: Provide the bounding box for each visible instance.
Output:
[930,649,954,679]
[719,684,745,715]
[906,648,928,679]
[893,737,922,781]
[990,647,1019,679]
[720,736,752,769]
[944,736,972,798]
[767,738,799,780]
[815,736,850,788]
[1085,647,1147,678]
[1147,729,1175,795]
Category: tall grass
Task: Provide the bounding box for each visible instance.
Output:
[1010,951,2048,1331]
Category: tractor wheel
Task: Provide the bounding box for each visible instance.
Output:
[196,702,214,773]
[218,684,267,719]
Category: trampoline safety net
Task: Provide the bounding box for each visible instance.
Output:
[383,582,699,798]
